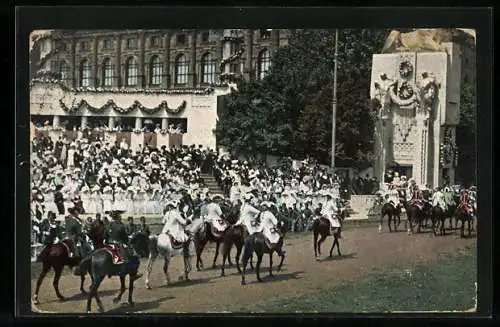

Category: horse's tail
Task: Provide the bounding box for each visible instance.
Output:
[241,235,254,264]
[73,253,92,276]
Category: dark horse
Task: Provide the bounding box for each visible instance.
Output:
[240,221,286,285]
[312,214,343,260]
[455,206,473,238]
[194,202,238,271]
[379,201,402,233]
[129,232,150,258]
[400,190,434,235]
[76,247,141,313]
[32,222,100,305]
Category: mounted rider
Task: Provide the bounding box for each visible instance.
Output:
[320,194,341,233]
[204,195,228,233]
[458,185,473,215]
[431,186,447,211]
[64,207,86,258]
[40,212,63,246]
[468,186,477,216]
[260,202,285,255]
[105,209,142,272]
[386,183,401,210]
[407,179,423,209]
[162,200,191,245]
[234,193,262,236]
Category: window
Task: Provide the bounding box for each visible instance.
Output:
[176,34,186,46]
[149,55,163,86]
[230,42,242,54]
[230,63,239,74]
[201,32,210,43]
[151,36,161,47]
[127,38,137,49]
[103,39,113,50]
[258,49,271,80]
[125,57,138,86]
[80,41,89,51]
[79,59,91,87]
[260,29,271,40]
[175,54,188,85]
[201,53,216,84]
[51,60,70,82]
[102,58,114,87]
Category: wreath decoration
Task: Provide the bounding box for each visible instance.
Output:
[399,59,414,79]
[59,99,187,115]
[388,81,418,107]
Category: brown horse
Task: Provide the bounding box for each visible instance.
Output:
[194,206,238,271]
[312,216,342,260]
[455,206,473,238]
[379,202,402,233]
[33,221,103,305]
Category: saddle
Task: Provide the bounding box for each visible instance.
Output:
[167,233,185,250]
[104,244,125,264]
[211,219,229,235]
[263,228,282,250]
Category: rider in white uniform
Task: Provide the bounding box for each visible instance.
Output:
[234,193,261,235]
[431,187,447,211]
[205,195,226,232]
[321,194,341,229]
[161,200,190,244]
[260,203,280,244]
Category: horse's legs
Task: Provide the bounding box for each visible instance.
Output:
[163,257,171,285]
[145,252,157,290]
[317,234,327,255]
[460,216,466,238]
[33,262,50,304]
[467,216,472,237]
[256,252,263,283]
[196,238,207,271]
[235,241,243,274]
[212,241,220,268]
[335,234,342,256]
[240,245,251,286]
[80,274,87,295]
[220,240,230,277]
[388,213,392,233]
[127,276,134,307]
[313,229,319,258]
[329,236,336,258]
[183,244,192,281]
[86,275,104,313]
[277,250,285,272]
[396,213,401,231]
[52,264,66,300]
[268,253,273,277]
[112,275,126,303]
[378,213,384,233]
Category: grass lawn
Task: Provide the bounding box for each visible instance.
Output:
[246,246,477,313]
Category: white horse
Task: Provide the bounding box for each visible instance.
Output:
[144,222,197,290]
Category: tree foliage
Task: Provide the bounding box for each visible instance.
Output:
[455,81,476,185]
[216,29,389,167]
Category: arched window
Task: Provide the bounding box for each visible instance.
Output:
[258,49,271,80]
[175,54,188,85]
[102,58,114,87]
[201,53,216,84]
[125,57,138,86]
[149,55,163,86]
[59,61,70,83]
[79,59,91,87]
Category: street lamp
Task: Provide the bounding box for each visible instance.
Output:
[331,29,339,172]
[373,83,390,190]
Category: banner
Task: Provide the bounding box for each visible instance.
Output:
[144,132,157,148]
[116,132,132,147]
[63,131,78,141]
[169,133,183,149]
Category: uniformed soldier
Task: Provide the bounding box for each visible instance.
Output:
[64,207,85,258]
[125,216,137,238]
[105,210,143,281]
[136,216,151,238]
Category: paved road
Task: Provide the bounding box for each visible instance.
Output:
[31,227,476,313]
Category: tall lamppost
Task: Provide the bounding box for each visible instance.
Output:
[373,83,390,189]
[331,29,339,171]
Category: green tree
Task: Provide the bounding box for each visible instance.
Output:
[455,81,476,185]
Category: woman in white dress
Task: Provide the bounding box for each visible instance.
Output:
[126,186,136,215]
[91,185,103,215]
[44,186,58,216]
[79,184,91,214]
[66,143,76,169]
[114,186,127,212]
[134,186,145,215]
[144,186,154,215]
[102,185,114,213]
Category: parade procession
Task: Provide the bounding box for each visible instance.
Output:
[28,27,478,314]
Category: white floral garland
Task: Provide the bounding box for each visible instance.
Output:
[388,81,418,108]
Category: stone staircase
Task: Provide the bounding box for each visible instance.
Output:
[200,173,225,196]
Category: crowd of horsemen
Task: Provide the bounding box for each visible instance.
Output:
[30,137,477,274]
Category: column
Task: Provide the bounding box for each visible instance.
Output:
[81,116,88,130]
[108,117,115,129]
[163,33,171,88]
[93,37,99,87]
[71,38,77,88]
[135,117,142,130]
[244,29,253,81]
[190,30,197,87]
[53,115,60,128]
[271,29,280,55]
[115,35,122,88]
[223,30,231,74]
[448,127,457,185]
[161,118,168,130]
[139,32,146,88]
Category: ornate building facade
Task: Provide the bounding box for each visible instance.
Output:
[29,29,292,149]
